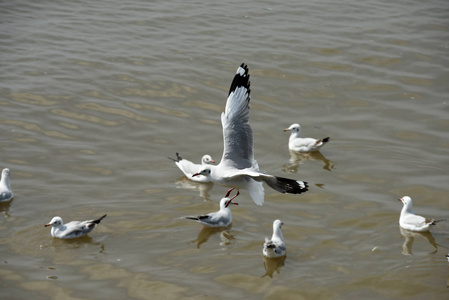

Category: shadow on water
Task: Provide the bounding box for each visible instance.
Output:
[262,255,286,278]
[191,225,234,248]
[0,199,13,217]
[399,226,438,256]
[283,150,336,173]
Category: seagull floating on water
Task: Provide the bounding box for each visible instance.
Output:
[170,152,215,182]
[192,64,308,206]
[284,123,330,153]
[184,188,239,227]
[0,168,14,202]
[398,196,444,232]
[263,219,286,258]
[45,214,107,239]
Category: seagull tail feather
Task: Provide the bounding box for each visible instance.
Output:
[431,219,446,225]
[93,214,107,224]
[168,152,182,162]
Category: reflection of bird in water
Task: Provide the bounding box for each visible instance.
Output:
[174,178,214,201]
[169,153,215,183]
[49,235,106,251]
[262,255,286,278]
[284,150,335,173]
[0,200,12,217]
[398,196,445,232]
[192,225,234,248]
[399,226,438,256]
[283,123,330,152]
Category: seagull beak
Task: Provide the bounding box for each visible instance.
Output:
[192,173,199,177]
[225,190,240,207]
[225,200,239,207]
[225,187,235,198]
[283,128,290,132]
[210,160,215,163]
[44,223,51,227]
[398,198,403,202]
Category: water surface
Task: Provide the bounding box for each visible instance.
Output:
[1,0,449,299]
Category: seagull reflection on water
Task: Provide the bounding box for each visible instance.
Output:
[191,225,234,248]
[284,150,335,173]
[174,177,214,201]
[399,226,438,256]
[0,200,12,217]
[47,235,106,252]
[262,255,286,278]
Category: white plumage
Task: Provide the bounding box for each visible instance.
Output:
[284,123,329,152]
[398,196,443,232]
[45,214,107,239]
[0,168,14,202]
[192,64,308,206]
[263,219,286,258]
[171,152,215,182]
[184,188,239,227]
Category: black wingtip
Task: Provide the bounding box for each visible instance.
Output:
[266,176,309,195]
[322,137,330,143]
[93,214,107,224]
[228,63,250,96]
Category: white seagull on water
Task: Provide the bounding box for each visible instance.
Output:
[45,214,107,239]
[398,196,444,232]
[284,123,330,153]
[192,64,308,206]
[170,152,215,182]
[184,188,239,227]
[263,219,286,258]
[0,168,14,202]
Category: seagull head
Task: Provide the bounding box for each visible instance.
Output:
[283,123,301,133]
[192,166,211,178]
[274,219,284,229]
[224,189,239,208]
[202,155,215,164]
[1,168,10,178]
[45,216,63,228]
[398,196,412,206]
[398,196,414,213]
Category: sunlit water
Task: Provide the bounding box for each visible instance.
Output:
[1,0,449,299]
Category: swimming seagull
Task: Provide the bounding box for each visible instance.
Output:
[170,152,215,182]
[263,219,286,258]
[398,196,444,232]
[45,214,107,239]
[0,168,14,202]
[284,123,330,152]
[184,188,239,227]
[192,64,308,206]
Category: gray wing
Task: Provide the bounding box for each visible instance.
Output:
[220,64,254,169]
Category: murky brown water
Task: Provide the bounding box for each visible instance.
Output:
[1,0,449,299]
